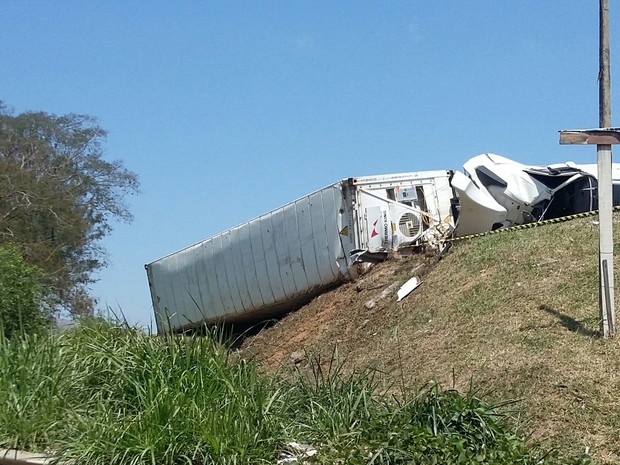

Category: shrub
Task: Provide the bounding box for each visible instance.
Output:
[0,245,49,338]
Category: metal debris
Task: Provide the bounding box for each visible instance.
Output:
[396,276,422,302]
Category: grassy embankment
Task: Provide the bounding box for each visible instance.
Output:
[242,213,620,464]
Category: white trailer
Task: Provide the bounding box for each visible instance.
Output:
[145,170,456,332]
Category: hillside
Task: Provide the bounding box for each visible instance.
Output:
[241,213,620,464]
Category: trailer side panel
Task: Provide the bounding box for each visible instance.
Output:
[147,182,351,332]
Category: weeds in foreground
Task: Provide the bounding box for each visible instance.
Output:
[0,319,592,464]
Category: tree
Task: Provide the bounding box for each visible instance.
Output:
[0,245,49,338]
[0,103,139,316]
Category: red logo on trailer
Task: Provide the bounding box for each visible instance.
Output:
[371,219,379,238]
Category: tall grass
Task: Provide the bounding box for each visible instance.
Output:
[0,331,69,451]
[0,319,590,464]
[54,319,284,464]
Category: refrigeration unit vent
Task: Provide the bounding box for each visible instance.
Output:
[398,213,421,238]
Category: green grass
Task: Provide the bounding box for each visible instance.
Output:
[3,319,287,464]
[0,318,591,464]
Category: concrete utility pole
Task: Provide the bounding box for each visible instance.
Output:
[560,0,616,337]
[598,0,615,337]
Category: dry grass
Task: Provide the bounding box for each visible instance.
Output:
[241,213,620,464]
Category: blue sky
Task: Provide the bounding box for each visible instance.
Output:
[1,1,617,328]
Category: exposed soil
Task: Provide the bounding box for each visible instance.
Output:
[240,251,438,373]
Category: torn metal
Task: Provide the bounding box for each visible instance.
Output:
[452,153,620,236]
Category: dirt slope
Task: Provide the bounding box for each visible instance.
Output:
[241,253,435,371]
[240,215,620,464]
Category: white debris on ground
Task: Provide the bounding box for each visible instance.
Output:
[396,276,422,301]
[276,442,318,465]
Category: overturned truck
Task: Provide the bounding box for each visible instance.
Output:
[146,153,620,332]
[451,153,620,235]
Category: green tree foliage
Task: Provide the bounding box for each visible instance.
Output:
[0,102,139,316]
[0,245,49,338]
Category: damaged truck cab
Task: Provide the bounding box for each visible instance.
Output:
[452,153,618,236]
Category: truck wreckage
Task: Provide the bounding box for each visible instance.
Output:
[146,153,620,332]
[453,153,620,236]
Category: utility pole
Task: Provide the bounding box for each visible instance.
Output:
[560,0,616,336]
[597,0,615,337]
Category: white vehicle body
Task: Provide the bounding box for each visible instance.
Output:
[452,153,620,236]
[146,170,456,332]
[146,153,620,333]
